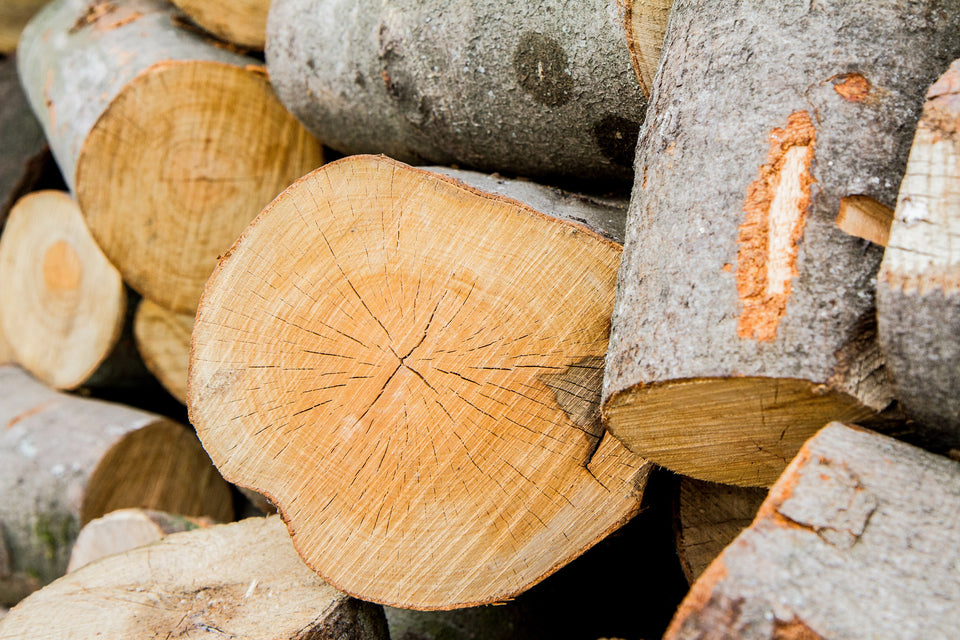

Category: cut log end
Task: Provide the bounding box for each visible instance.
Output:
[133,299,193,403]
[170,0,270,50]
[0,191,125,390]
[623,0,673,96]
[604,377,878,487]
[0,1,49,53]
[75,60,323,314]
[835,195,893,246]
[190,155,649,609]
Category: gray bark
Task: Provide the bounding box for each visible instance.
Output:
[267,0,648,183]
[666,422,960,640]
[604,1,960,455]
[0,56,48,226]
[16,0,252,190]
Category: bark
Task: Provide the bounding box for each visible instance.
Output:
[67,508,213,572]
[0,191,151,390]
[877,59,960,449]
[603,0,960,487]
[189,155,651,609]
[0,365,233,602]
[0,517,389,640]
[0,0,47,52]
[674,478,766,583]
[266,0,661,183]
[665,422,960,640]
[170,0,270,50]
[18,0,323,313]
[133,299,194,403]
[0,56,48,227]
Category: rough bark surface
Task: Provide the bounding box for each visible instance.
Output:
[665,422,960,640]
[0,56,48,226]
[267,0,655,183]
[603,0,960,486]
[189,155,651,609]
[877,59,960,449]
[0,517,390,640]
[0,365,232,600]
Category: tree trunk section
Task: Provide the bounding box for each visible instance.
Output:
[0,365,233,602]
[266,0,659,183]
[0,191,148,390]
[665,422,960,640]
[0,56,48,226]
[675,478,766,583]
[66,508,213,572]
[0,516,389,640]
[603,0,960,487]
[877,58,960,450]
[0,0,47,53]
[189,155,651,609]
[18,0,323,313]
[170,0,270,50]
[133,299,193,403]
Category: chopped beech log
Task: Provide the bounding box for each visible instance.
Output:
[0,191,131,390]
[0,365,232,597]
[18,0,323,313]
[67,508,213,572]
[133,299,193,403]
[877,59,960,449]
[623,0,672,95]
[836,195,894,246]
[603,0,960,487]
[266,0,660,183]
[0,56,48,225]
[0,517,389,640]
[170,0,269,50]
[665,423,960,640]
[675,478,766,583]
[189,155,651,609]
[0,0,47,53]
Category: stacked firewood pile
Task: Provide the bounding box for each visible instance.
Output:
[1,0,959,638]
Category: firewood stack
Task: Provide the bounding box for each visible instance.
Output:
[1,0,959,637]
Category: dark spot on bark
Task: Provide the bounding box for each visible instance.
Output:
[354,71,366,88]
[513,32,573,107]
[306,57,317,71]
[592,115,641,167]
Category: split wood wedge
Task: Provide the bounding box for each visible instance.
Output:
[189,155,651,609]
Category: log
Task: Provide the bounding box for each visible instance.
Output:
[189,155,652,609]
[170,0,270,50]
[675,478,766,583]
[835,195,894,247]
[603,0,960,487]
[133,299,193,403]
[0,516,389,640]
[877,59,960,449]
[0,0,48,53]
[266,0,669,183]
[0,56,48,226]
[0,191,135,390]
[0,365,232,601]
[665,422,960,640]
[66,508,213,572]
[18,0,323,313]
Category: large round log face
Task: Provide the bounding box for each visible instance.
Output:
[190,155,650,609]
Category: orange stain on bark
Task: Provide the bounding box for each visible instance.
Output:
[833,74,871,102]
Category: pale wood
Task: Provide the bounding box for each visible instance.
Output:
[623,0,672,96]
[133,299,193,403]
[189,155,651,609]
[0,57,48,225]
[18,0,323,313]
[171,0,269,50]
[877,59,960,449]
[67,509,213,572]
[0,191,127,390]
[0,517,389,640]
[835,195,894,246]
[603,0,960,486]
[675,478,766,583]
[665,422,960,640]
[0,365,232,599]
[267,0,660,182]
[0,0,47,53]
